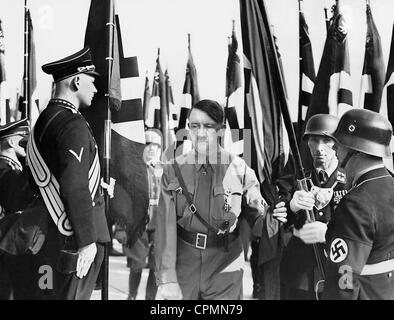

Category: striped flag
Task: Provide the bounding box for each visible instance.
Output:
[177,34,200,131]
[298,3,316,142]
[305,2,352,120]
[0,19,11,125]
[301,2,353,169]
[172,34,200,158]
[380,23,394,172]
[165,69,178,131]
[83,0,149,247]
[359,3,385,112]
[224,20,244,157]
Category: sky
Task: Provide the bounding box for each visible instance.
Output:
[0,0,394,121]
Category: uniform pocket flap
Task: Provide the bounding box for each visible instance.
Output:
[167,181,194,194]
[213,185,225,196]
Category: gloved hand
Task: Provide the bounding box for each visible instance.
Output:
[290,190,315,213]
[76,243,97,278]
[272,201,287,223]
[294,221,327,244]
[101,177,116,199]
[156,282,183,300]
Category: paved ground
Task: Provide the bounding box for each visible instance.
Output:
[91,242,254,300]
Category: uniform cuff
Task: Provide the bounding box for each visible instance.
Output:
[155,269,178,285]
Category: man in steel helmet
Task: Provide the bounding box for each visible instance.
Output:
[322,109,394,300]
[281,114,348,300]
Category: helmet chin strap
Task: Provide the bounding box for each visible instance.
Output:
[339,149,359,170]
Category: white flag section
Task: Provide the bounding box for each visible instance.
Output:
[301,73,314,120]
[328,70,353,118]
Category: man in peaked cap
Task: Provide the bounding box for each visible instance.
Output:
[323,109,394,300]
[0,118,37,300]
[27,47,110,300]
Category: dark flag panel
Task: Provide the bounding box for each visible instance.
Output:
[359,3,385,112]
[240,0,290,300]
[142,71,150,126]
[83,0,149,251]
[298,3,316,143]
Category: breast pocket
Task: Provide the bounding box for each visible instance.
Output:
[212,185,242,231]
[167,181,195,219]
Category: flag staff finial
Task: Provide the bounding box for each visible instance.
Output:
[157,47,160,56]
[187,33,191,50]
[298,0,302,12]
[232,19,235,32]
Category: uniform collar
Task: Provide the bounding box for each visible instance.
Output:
[352,165,387,187]
[49,98,79,114]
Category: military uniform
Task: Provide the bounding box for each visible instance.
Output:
[323,167,394,299]
[155,148,266,300]
[124,160,162,300]
[280,167,347,299]
[0,119,37,300]
[29,98,110,299]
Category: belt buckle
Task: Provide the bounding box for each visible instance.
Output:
[195,233,207,250]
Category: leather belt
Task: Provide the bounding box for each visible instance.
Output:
[361,258,394,276]
[177,225,238,250]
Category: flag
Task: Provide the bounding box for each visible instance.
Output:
[165,69,178,131]
[359,3,385,112]
[224,20,244,157]
[83,0,149,247]
[170,34,200,159]
[142,70,150,126]
[18,9,39,124]
[241,1,291,300]
[380,23,394,172]
[298,4,316,142]
[177,34,200,130]
[301,2,353,169]
[0,19,11,125]
[148,50,175,150]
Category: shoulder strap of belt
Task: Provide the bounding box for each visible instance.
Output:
[172,160,219,234]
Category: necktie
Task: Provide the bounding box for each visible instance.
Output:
[318,170,328,185]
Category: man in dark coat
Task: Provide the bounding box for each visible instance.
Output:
[0,119,35,299]
[323,109,394,300]
[280,114,348,300]
[27,47,110,299]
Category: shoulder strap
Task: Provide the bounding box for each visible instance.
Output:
[38,109,67,144]
[172,160,218,234]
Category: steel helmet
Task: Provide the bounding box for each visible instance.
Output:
[303,114,339,141]
[334,109,392,157]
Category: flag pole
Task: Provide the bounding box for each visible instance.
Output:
[298,0,303,142]
[23,0,30,121]
[261,0,326,280]
[102,0,115,301]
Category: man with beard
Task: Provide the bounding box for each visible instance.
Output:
[155,99,287,300]
[281,114,347,300]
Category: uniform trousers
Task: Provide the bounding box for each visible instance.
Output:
[176,234,244,300]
